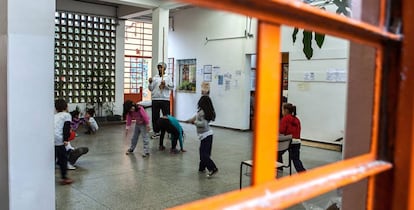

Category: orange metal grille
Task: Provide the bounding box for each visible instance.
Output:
[168,0,409,209]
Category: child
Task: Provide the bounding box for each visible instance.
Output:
[70,110,85,135]
[84,109,99,134]
[157,115,186,153]
[279,103,306,173]
[54,99,74,185]
[65,142,89,170]
[186,95,218,177]
[124,102,151,157]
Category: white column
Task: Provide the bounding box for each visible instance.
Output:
[152,7,170,76]
[0,0,56,209]
[115,20,126,114]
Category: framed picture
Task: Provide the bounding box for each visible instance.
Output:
[203,73,212,82]
[203,65,212,74]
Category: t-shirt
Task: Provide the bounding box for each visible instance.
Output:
[55,112,72,146]
[279,114,301,139]
[88,117,99,132]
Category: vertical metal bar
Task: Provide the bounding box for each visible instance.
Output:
[369,47,383,159]
[389,0,414,208]
[379,0,387,27]
[366,46,385,210]
[252,21,281,186]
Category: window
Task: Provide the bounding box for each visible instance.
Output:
[124,21,153,101]
[177,59,196,92]
[171,0,406,209]
[123,56,150,96]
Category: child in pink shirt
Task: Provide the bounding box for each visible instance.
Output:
[124,102,150,157]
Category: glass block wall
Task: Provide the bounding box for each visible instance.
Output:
[54,11,116,103]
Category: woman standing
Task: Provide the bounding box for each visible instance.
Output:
[187,95,218,177]
[279,103,306,173]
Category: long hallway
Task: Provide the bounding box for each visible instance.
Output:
[56,123,342,210]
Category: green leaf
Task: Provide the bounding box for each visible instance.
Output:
[302,30,313,60]
[314,32,325,48]
[292,28,299,44]
[333,0,350,16]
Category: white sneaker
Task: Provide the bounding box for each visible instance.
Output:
[67,163,76,170]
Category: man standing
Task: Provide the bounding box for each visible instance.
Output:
[148,62,174,138]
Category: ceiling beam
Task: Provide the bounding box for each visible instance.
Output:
[119,8,153,19]
[98,0,160,9]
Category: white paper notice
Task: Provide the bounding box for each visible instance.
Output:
[326,69,347,82]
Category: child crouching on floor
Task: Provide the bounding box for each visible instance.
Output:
[84,109,99,134]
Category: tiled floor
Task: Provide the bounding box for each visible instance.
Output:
[56,123,342,210]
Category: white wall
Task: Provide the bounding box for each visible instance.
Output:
[169,7,257,130]
[1,0,56,209]
[170,7,349,141]
[281,23,349,143]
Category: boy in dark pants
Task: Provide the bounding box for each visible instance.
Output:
[54,99,74,185]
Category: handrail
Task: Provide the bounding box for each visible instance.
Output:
[169,154,392,210]
[177,0,402,47]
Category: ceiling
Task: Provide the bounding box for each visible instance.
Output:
[72,0,189,20]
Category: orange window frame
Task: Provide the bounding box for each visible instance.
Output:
[168,0,414,209]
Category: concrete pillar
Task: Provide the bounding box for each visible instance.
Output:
[0,0,56,209]
[152,7,170,76]
[115,20,126,114]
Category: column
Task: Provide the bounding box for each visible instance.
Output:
[115,20,125,114]
[0,0,56,209]
[152,7,170,76]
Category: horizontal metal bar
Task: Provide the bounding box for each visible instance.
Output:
[206,35,248,42]
[169,154,392,210]
[177,0,402,46]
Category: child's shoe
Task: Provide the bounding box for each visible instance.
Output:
[59,178,74,185]
[125,149,133,155]
[207,168,218,178]
[170,148,180,154]
[67,163,76,170]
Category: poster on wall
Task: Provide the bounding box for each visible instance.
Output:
[203,65,212,82]
[203,65,212,74]
[203,73,212,82]
[218,75,224,85]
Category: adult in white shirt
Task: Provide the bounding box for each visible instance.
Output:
[148,62,174,137]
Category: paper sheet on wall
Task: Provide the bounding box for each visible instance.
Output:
[326,68,347,82]
[304,72,315,81]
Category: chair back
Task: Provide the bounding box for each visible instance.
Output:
[278,134,292,152]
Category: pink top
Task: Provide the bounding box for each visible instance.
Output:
[125,105,150,129]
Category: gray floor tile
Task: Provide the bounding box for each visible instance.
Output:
[56,123,342,209]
